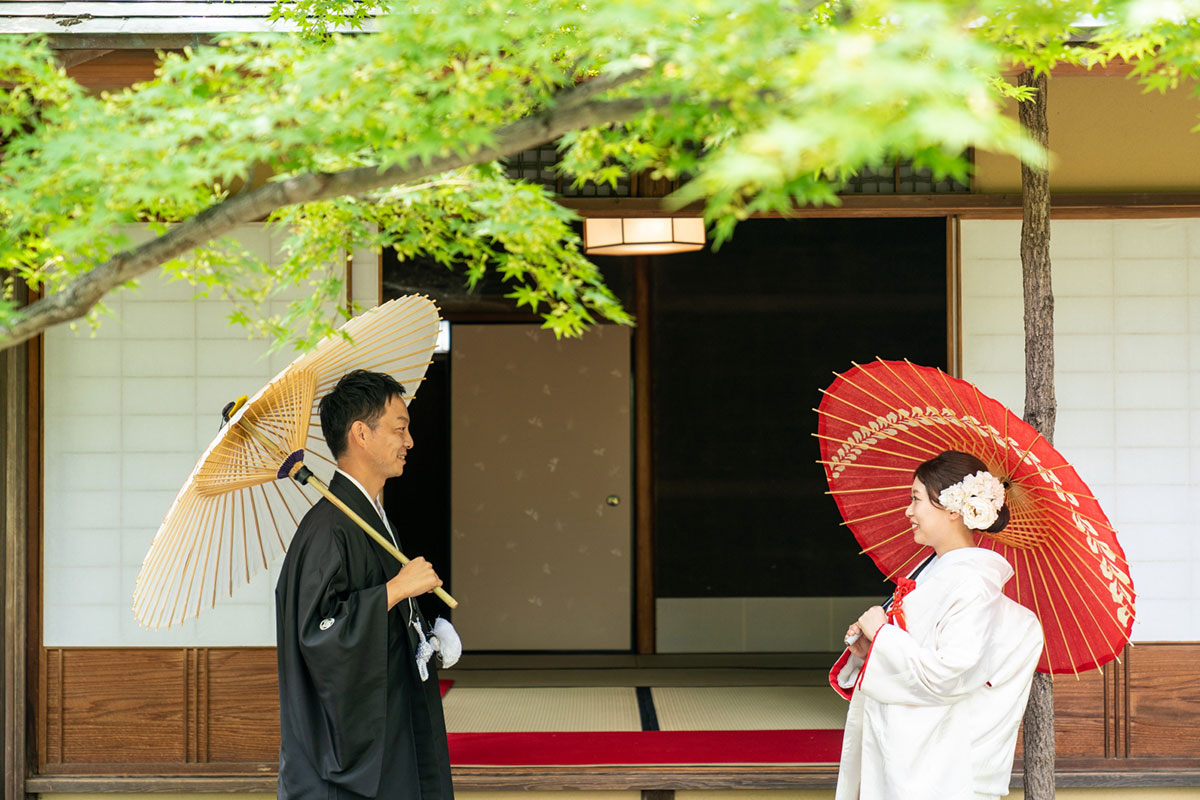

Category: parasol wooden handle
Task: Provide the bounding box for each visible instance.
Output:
[235,419,458,609]
[303,473,459,609]
[304,472,458,609]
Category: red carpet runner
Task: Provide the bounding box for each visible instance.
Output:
[447,729,843,765]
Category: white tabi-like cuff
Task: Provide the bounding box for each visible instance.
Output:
[837,654,864,689]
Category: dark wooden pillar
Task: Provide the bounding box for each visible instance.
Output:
[634,255,656,654]
[2,335,31,800]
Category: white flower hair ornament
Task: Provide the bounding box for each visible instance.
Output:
[938,470,1006,531]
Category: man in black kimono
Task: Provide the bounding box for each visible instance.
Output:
[276,369,454,800]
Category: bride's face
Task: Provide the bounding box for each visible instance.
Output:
[906,477,960,551]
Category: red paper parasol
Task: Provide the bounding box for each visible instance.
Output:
[816,359,1135,676]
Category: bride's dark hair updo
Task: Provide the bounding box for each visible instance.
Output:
[914,450,1010,534]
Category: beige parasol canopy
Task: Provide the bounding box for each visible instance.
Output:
[133,294,456,630]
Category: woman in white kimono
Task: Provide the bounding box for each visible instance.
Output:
[832,450,1044,800]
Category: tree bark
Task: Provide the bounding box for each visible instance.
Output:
[1018,67,1056,800]
[0,73,659,352]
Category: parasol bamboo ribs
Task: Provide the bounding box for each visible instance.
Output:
[240,419,459,609]
[833,366,980,453]
[884,546,935,583]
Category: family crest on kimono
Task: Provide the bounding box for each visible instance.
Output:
[276,370,460,800]
[831,450,1044,800]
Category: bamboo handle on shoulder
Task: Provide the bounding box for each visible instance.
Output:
[304,474,459,609]
[235,418,458,610]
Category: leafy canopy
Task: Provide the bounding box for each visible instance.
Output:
[0,0,1195,350]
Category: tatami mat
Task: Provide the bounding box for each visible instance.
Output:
[652,687,848,730]
[443,687,642,732]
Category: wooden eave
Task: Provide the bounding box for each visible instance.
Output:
[0,1,370,41]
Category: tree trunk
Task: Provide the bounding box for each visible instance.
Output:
[1018,67,1056,800]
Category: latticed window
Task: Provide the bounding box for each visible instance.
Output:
[504,147,632,197]
[840,158,971,194]
[506,145,560,187]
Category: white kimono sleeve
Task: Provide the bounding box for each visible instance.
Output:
[859,582,993,707]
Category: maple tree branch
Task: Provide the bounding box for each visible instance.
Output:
[1,76,663,351]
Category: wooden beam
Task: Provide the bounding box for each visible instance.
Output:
[24,761,1200,794]
[560,193,1200,219]
[53,48,112,69]
[46,34,213,51]
[62,49,167,90]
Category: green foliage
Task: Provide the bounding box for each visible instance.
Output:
[1,1,1199,349]
[266,0,386,41]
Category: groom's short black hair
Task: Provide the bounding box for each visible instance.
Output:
[319,369,406,459]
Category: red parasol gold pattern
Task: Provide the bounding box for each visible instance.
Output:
[816,359,1135,675]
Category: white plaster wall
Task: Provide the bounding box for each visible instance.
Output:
[961,218,1200,643]
[43,225,375,646]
